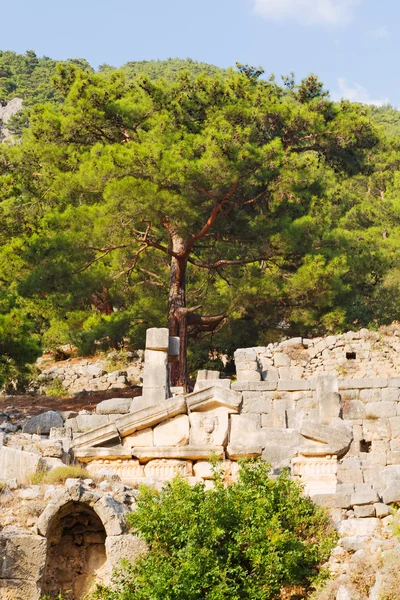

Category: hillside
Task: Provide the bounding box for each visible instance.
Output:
[0,51,226,107]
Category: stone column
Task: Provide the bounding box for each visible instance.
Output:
[142,328,180,404]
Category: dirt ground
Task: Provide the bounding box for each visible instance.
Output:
[0,387,142,417]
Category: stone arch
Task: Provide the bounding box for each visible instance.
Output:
[37,485,129,599]
[41,500,107,599]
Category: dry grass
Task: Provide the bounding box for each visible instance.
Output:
[29,465,89,485]
[283,344,309,363]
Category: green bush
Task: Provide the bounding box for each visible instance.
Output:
[90,460,337,600]
[44,377,68,397]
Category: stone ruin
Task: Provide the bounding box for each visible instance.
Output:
[4,326,400,598]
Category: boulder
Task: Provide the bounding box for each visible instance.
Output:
[96,398,132,415]
[23,411,63,435]
[0,447,43,484]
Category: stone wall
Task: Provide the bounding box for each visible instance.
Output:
[240,327,400,381]
[4,327,400,599]
[36,352,144,394]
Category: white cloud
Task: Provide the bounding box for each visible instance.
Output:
[368,26,390,40]
[253,0,360,25]
[332,78,388,106]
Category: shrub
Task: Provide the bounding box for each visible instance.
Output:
[90,460,337,600]
[44,377,68,397]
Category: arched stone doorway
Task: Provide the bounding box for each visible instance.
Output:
[41,501,107,599]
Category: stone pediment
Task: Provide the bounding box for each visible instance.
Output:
[185,386,242,413]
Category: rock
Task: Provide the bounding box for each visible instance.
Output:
[38,440,63,458]
[17,486,41,500]
[0,447,43,484]
[338,518,380,537]
[104,535,147,582]
[94,495,130,536]
[382,482,400,504]
[0,532,46,580]
[23,411,63,435]
[374,503,390,518]
[153,414,189,447]
[336,585,353,600]
[350,490,379,506]
[76,413,110,430]
[354,504,376,518]
[95,397,132,415]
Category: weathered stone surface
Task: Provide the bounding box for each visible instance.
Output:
[379,464,400,487]
[262,429,303,466]
[96,398,132,415]
[23,411,63,435]
[300,422,352,455]
[342,400,366,420]
[189,408,229,446]
[94,495,130,535]
[116,397,187,437]
[374,503,390,517]
[144,459,192,479]
[193,460,232,479]
[229,414,262,447]
[338,517,380,537]
[153,414,189,447]
[236,369,261,382]
[315,374,341,424]
[350,490,379,506]
[226,445,262,459]
[86,459,144,482]
[104,535,147,582]
[71,423,120,450]
[382,482,400,504]
[145,327,169,351]
[0,579,41,600]
[185,386,242,413]
[354,504,376,517]
[277,380,310,391]
[122,428,153,448]
[0,447,43,484]
[0,533,46,580]
[132,446,224,461]
[76,413,111,430]
[336,585,353,600]
[74,446,132,462]
[39,440,63,458]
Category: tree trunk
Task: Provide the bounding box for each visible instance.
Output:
[168,236,188,387]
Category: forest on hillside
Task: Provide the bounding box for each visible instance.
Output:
[1,50,400,387]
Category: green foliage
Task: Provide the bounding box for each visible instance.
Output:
[43,377,68,397]
[90,460,336,600]
[3,53,400,383]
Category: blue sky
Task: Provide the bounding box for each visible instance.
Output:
[0,0,397,105]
